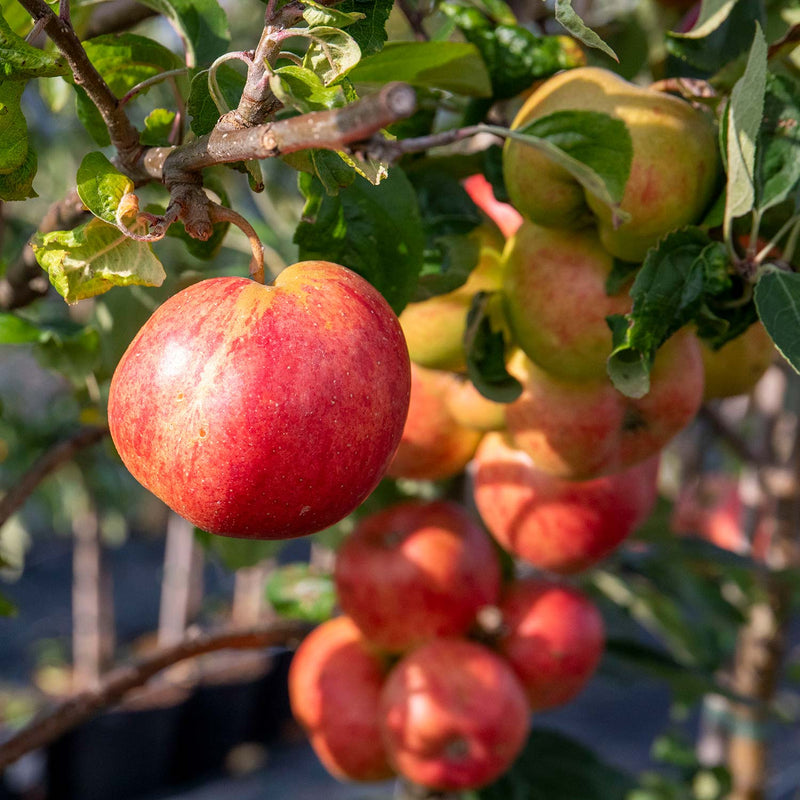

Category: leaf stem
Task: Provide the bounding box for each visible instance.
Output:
[119,68,190,107]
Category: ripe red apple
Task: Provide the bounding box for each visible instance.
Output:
[671,474,771,561]
[502,221,632,381]
[288,615,394,781]
[496,578,605,711]
[387,363,483,481]
[379,638,529,791]
[108,262,411,540]
[473,432,658,573]
[462,173,523,239]
[334,500,501,651]
[505,331,704,479]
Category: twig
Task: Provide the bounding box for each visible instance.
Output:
[396,0,429,41]
[0,619,313,769]
[17,0,142,171]
[0,426,109,530]
[83,0,158,38]
[119,68,190,107]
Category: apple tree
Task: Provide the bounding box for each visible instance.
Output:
[1,0,800,798]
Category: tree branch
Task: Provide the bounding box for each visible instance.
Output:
[0,619,313,770]
[17,0,142,171]
[0,425,109,530]
[83,0,158,38]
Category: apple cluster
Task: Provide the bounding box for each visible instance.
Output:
[289,500,605,791]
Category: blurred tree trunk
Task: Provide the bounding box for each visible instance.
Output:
[71,502,114,692]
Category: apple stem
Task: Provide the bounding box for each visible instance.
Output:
[208,202,266,283]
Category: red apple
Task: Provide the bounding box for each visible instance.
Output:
[289,616,394,781]
[502,221,632,381]
[444,375,507,432]
[496,578,605,711]
[387,363,483,481]
[379,638,529,791]
[671,474,771,561]
[463,173,523,239]
[473,432,658,573]
[108,261,411,540]
[505,330,704,479]
[334,500,501,651]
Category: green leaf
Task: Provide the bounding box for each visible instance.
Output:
[350,41,492,98]
[136,0,230,67]
[486,110,632,222]
[0,144,36,200]
[295,168,425,314]
[0,590,16,617]
[141,108,176,146]
[76,33,185,145]
[194,528,285,571]
[302,26,361,85]
[302,1,365,29]
[606,229,729,398]
[0,312,42,343]
[553,0,618,61]
[76,152,134,225]
[270,64,346,113]
[187,65,245,136]
[31,218,166,304]
[756,73,800,213]
[0,80,27,174]
[479,728,636,800]
[265,563,336,623]
[35,323,101,384]
[0,10,67,79]
[754,269,800,373]
[464,291,522,403]
[666,0,765,76]
[336,0,394,56]
[724,24,767,225]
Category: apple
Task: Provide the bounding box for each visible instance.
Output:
[671,474,771,561]
[334,500,501,651]
[496,578,605,711]
[700,323,775,400]
[288,615,395,781]
[502,221,633,381]
[387,363,483,481]
[399,222,504,372]
[503,67,719,263]
[379,638,529,791]
[108,261,411,540]
[444,374,507,432]
[462,173,523,239]
[504,331,704,479]
[472,432,658,573]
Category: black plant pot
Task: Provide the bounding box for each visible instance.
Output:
[46,685,187,800]
[168,651,272,785]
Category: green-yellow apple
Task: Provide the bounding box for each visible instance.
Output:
[399,222,504,372]
[379,638,529,791]
[700,323,775,400]
[387,363,483,481]
[462,173,523,239]
[503,66,720,262]
[334,500,501,652]
[108,262,410,540]
[473,432,658,573]
[496,578,605,711]
[289,615,394,781]
[444,374,507,432]
[502,221,632,381]
[505,331,704,479]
